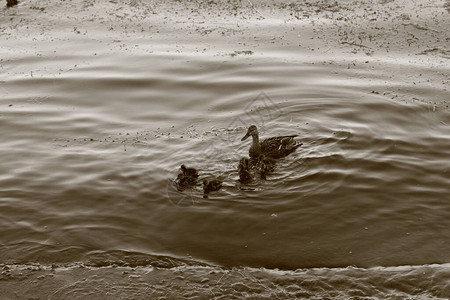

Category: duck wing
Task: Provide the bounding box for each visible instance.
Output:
[261,135,301,158]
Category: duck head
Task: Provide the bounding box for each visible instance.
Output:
[241,125,258,141]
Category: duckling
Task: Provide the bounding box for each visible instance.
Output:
[6,0,18,8]
[238,157,252,184]
[259,156,276,180]
[175,173,195,190]
[175,164,199,191]
[203,179,222,198]
[179,164,199,178]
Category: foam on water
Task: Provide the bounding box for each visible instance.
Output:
[1,259,450,299]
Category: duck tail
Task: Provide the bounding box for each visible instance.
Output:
[282,142,303,157]
[288,142,303,154]
[293,142,303,150]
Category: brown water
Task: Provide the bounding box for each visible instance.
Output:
[1,0,450,298]
[1,52,450,296]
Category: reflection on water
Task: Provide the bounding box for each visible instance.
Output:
[1,53,449,296]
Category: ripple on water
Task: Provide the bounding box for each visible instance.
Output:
[0,54,449,272]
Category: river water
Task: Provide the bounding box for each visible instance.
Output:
[1,52,449,298]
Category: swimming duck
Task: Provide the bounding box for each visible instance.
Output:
[175,164,199,191]
[238,157,253,184]
[241,125,302,159]
[203,179,222,198]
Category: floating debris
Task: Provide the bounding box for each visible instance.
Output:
[230,50,254,57]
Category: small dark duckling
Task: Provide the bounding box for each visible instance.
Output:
[259,156,276,180]
[238,157,252,184]
[176,173,197,190]
[6,0,18,8]
[175,164,199,191]
[203,179,222,198]
[179,164,199,178]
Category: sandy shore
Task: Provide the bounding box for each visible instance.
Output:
[2,262,450,299]
[1,0,449,109]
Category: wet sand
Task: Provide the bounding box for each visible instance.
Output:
[2,262,450,299]
[1,0,448,109]
[1,0,449,298]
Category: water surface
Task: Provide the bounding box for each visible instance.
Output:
[1,52,449,297]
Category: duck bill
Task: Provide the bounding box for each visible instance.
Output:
[241,132,250,141]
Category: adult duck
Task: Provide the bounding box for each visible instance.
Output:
[241,125,302,159]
